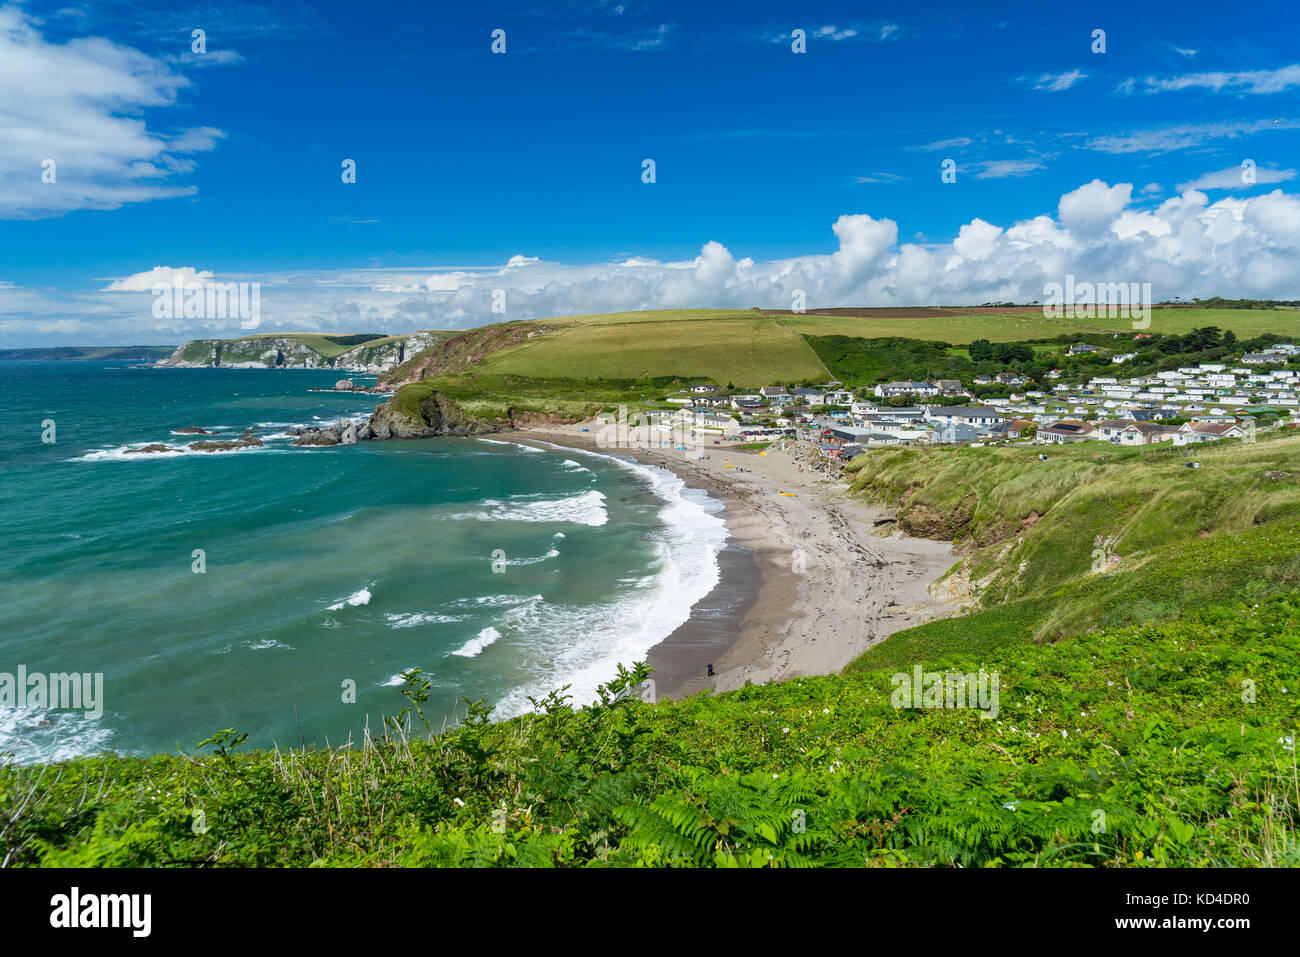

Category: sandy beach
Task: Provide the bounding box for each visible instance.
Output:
[505,420,960,700]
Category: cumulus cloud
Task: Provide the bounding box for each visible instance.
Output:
[0,6,222,219]
[7,180,1300,346]
[104,265,215,291]
[1058,180,1133,235]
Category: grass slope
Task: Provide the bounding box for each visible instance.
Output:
[480,312,828,385]
[845,430,1300,670]
[3,599,1297,867]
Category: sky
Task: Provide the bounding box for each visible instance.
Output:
[2,0,1300,346]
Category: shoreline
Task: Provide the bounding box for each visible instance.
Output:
[502,423,961,700]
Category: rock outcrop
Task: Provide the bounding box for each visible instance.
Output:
[365,389,500,439]
[188,429,264,452]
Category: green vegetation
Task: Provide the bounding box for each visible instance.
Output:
[777,307,1296,343]
[479,313,828,385]
[845,430,1300,670]
[240,333,386,359]
[3,598,1296,867]
[393,373,698,423]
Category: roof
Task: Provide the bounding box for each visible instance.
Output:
[930,406,1005,417]
[1042,420,1093,434]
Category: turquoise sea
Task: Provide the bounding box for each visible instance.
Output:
[0,362,725,762]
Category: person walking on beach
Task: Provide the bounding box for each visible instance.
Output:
[707,661,715,677]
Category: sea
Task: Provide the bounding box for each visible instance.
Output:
[0,362,726,763]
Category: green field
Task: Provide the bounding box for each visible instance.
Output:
[777,308,1299,343]
[479,313,829,386]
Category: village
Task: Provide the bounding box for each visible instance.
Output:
[647,340,1300,460]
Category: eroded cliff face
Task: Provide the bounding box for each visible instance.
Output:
[365,390,502,439]
[158,332,443,371]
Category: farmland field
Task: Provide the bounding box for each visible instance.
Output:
[774,307,1300,342]
[479,314,829,385]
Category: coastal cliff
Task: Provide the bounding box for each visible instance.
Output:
[158,331,451,372]
[366,388,501,439]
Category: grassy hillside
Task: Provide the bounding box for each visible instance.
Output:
[775,307,1297,343]
[390,373,684,423]
[3,598,1296,867]
[478,312,828,385]
[845,430,1300,671]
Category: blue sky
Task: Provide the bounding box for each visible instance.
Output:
[3,0,1300,344]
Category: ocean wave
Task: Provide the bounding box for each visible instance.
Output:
[476,438,544,453]
[385,611,468,628]
[328,587,372,611]
[73,442,292,462]
[0,706,114,766]
[492,448,727,719]
[452,626,501,658]
[449,490,608,526]
[449,593,544,609]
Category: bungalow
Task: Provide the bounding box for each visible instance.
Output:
[824,389,856,405]
[690,384,719,393]
[1037,420,1095,444]
[930,423,984,444]
[792,387,827,404]
[924,405,1006,428]
[994,372,1028,386]
[760,386,794,405]
[1093,419,1171,445]
[1173,422,1249,445]
[1068,343,1099,355]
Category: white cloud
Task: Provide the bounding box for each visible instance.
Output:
[0,6,222,219]
[1031,69,1086,92]
[105,266,214,291]
[1087,119,1298,154]
[1177,165,1298,192]
[8,181,1300,346]
[974,159,1044,179]
[1128,64,1300,95]
[1058,180,1133,235]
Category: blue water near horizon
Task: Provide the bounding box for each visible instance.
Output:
[0,362,725,762]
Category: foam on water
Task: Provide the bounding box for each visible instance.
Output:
[0,707,114,766]
[492,444,727,718]
[452,626,501,658]
[328,587,372,611]
[450,490,608,526]
[385,612,469,628]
